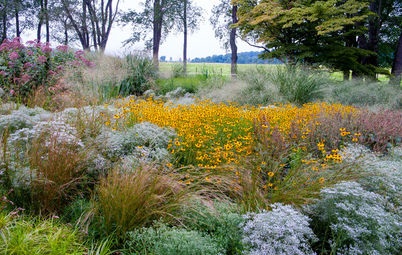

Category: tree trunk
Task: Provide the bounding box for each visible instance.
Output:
[14,3,20,38]
[183,0,187,75]
[230,4,238,78]
[152,0,163,68]
[1,3,6,41]
[45,0,49,42]
[390,31,402,86]
[37,0,44,41]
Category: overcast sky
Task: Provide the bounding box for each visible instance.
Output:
[105,0,256,60]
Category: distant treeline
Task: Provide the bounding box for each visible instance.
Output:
[190,51,282,64]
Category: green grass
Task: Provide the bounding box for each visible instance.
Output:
[159,62,279,77]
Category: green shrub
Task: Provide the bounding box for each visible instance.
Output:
[119,55,158,96]
[124,222,223,255]
[181,200,245,254]
[237,66,281,106]
[269,65,328,106]
[331,80,402,109]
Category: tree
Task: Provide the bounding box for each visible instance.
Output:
[174,0,202,74]
[390,31,402,85]
[120,0,183,68]
[61,0,90,50]
[234,0,374,79]
[210,0,239,76]
[84,0,120,51]
[37,0,50,42]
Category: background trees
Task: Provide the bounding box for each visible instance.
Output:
[234,0,402,81]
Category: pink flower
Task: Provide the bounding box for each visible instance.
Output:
[23,62,33,69]
[0,71,7,77]
[26,49,34,56]
[10,89,15,96]
[20,74,31,83]
[41,43,52,53]
[9,51,19,61]
[37,55,47,64]
[56,45,69,53]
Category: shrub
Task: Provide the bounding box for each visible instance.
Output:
[242,203,317,255]
[97,121,176,164]
[3,118,87,214]
[181,200,245,254]
[124,222,223,255]
[308,181,402,255]
[331,80,402,109]
[0,37,93,105]
[119,55,158,96]
[269,65,328,106]
[237,66,281,106]
[94,164,190,238]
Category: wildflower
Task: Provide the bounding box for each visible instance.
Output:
[268,172,275,177]
[318,177,325,184]
[9,51,19,60]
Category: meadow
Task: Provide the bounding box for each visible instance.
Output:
[0,40,401,254]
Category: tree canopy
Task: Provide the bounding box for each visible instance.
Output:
[234,0,401,79]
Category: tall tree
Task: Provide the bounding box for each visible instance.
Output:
[37,0,50,42]
[120,0,183,67]
[210,0,239,76]
[84,0,120,51]
[234,0,374,79]
[390,31,402,85]
[61,0,90,50]
[175,0,201,74]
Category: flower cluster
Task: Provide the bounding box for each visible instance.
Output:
[0,37,93,103]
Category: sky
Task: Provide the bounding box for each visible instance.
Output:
[105,0,256,60]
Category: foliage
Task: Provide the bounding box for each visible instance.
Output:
[268,65,328,106]
[181,200,245,254]
[234,0,375,76]
[156,76,203,95]
[242,203,317,255]
[331,80,402,109]
[97,121,176,165]
[124,222,223,255]
[94,164,190,238]
[308,181,402,255]
[236,66,282,106]
[0,212,85,254]
[118,55,158,96]
[0,37,93,105]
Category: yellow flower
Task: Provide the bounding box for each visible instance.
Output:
[268,172,274,177]
[318,177,325,184]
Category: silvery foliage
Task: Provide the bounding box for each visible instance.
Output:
[309,181,402,255]
[340,143,402,209]
[98,122,176,165]
[242,203,317,255]
[6,119,83,188]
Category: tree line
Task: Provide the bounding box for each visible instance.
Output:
[1,0,401,83]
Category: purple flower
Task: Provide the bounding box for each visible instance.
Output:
[37,55,47,64]
[20,74,31,83]
[41,43,52,53]
[26,50,34,56]
[9,51,19,61]
[23,62,33,69]
[56,45,69,53]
